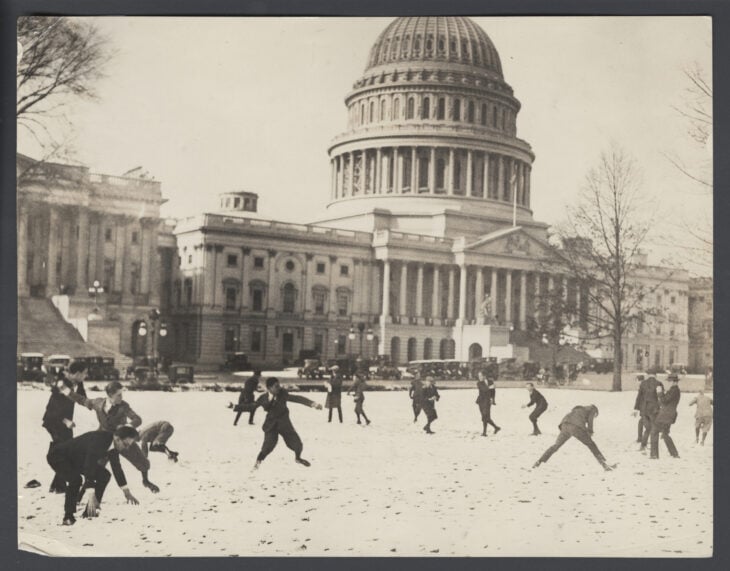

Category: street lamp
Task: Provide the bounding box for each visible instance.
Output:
[136,308,168,374]
[348,326,356,359]
[88,279,104,316]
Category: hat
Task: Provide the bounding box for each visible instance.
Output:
[266,377,279,388]
[636,374,645,382]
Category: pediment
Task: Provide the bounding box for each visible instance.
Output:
[459,226,552,258]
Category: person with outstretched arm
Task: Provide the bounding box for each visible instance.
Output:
[533,405,615,471]
[522,382,548,435]
[46,425,141,526]
[254,378,323,469]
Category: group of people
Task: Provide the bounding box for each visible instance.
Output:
[41,361,179,525]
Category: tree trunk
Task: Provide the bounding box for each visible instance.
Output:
[612,329,622,391]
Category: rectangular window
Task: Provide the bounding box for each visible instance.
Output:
[224,325,239,352]
[251,330,263,353]
[340,265,349,277]
[225,287,237,310]
[314,291,326,315]
[337,334,347,355]
[227,254,238,267]
[316,262,326,274]
[105,228,112,242]
[254,256,264,269]
[187,255,192,264]
[131,231,139,244]
[252,289,264,311]
[337,293,348,316]
[314,333,324,355]
[670,296,676,304]
[184,278,193,305]
[437,98,445,120]
[282,332,294,354]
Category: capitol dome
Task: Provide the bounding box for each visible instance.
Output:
[321,17,540,239]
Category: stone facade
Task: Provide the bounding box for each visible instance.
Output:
[688,277,713,373]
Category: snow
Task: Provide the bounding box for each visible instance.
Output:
[18,386,713,557]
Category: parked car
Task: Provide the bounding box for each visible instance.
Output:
[101,357,121,380]
[46,354,72,380]
[296,350,320,367]
[86,356,107,380]
[372,356,402,380]
[168,363,195,384]
[224,352,251,372]
[298,359,325,379]
[18,352,45,382]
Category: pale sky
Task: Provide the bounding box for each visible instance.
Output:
[18,16,712,273]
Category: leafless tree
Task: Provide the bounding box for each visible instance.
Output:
[16,16,111,174]
[550,145,669,391]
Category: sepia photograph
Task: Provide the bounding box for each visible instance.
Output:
[15,14,713,557]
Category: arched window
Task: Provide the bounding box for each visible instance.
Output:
[361,103,366,124]
[452,98,461,121]
[390,337,401,365]
[437,98,446,120]
[369,101,375,123]
[406,97,415,119]
[393,98,400,120]
[481,103,487,126]
[380,99,386,121]
[467,101,475,123]
[439,338,449,359]
[436,158,446,190]
[413,35,421,54]
[423,338,433,359]
[407,337,417,362]
[421,97,430,119]
[492,106,498,128]
[454,157,462,193]
[282,282,297,313]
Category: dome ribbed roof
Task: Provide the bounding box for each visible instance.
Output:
[365,17,503,78]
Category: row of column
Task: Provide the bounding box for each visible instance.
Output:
[379,260,582,330]
[330,147,531,206]
[18,204,156,299]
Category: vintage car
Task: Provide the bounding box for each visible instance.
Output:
[371,356,402,380]
[85,356,108,380]
[17,353,46,382]
[46,354,72,379]
[224,352,251,372]
[298,359,325,379]
[101,357,121,380]
[168,363,194,384]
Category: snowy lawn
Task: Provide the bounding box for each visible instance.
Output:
[18,386,712,557]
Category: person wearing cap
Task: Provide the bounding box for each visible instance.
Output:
[348,373,371,425]
[632,374,647,443]
[324,366,344,423]
[409,377,424,423]
[42,360,87,493]
[521,382,548,435]
[533,405,615,471]
[634,374,664,451]
[253,377,323,469]
[421,377,440,434]
[649,375,681,459]
[230,369,262,426]
[689,389,713,445]
[475,370,501,436]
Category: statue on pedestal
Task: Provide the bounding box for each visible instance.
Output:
[480,294,493,325]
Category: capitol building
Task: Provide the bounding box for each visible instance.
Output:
[18,17,696,372]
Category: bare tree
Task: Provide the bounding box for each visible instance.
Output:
[16,17,111,167]
[552,145,667,391]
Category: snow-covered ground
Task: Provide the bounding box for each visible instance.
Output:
[18,386,713,557]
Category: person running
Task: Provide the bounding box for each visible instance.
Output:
[139,421,179,462]
[230,369,262,426]
[409,377,424,423]
[254,378,322,469]
[522,382,548,435]
[689,389,713,445]
[634,375,664,452]
[46,426,141,526]
[421,377,440,434]
[348,373,371,425]
[42,361,87,493]
[324,367,344,423]
[475,371,500,436]
[533,405,615,471]
[650,375,681,459]
[58,380,159,493]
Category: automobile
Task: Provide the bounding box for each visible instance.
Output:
[133,366,153,382]
[224,352,251,372]
[18,352,45,382]
[298,358,325,379]
[296,350,320,367]
[101,357,121,380]
[46,354,72,379]
[326,357,360,380]
[86,356,107,380]
[372,356,402,380]
[669,363,688,376]
[168,363,195,384]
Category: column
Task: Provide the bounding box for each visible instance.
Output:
[526,165,531,206]
[519,271,527,330]
[483,152,490,198]
[47,207,59,290]
[337,155,345,198]
[548,274,555,295]
[112,217,126,292]
[497,155,505,200]
[458,264,468,322]
[415,263,424,318]
[241,247,250,309]
[466,150,473,196]
[122,222,134,297]
[490,268,498,320]
[140,221,152,295]
[505,269,513,325]
[381,260,390,319]
[303,253,313,314]
[410,147,417,192]
[534,273,542,320]
[474,266,483,323]
[353,260,361,315]
[447,148,455,195]
[395,148,403,193]
[382,151,390,193]
[429,147,436,193]
[399,262,408,317]
[17,204,28,295]
[267,250,277,311]
[60,215,72,288]
[375,148,382,193]
[348,152,355,196]
[328,255,337,315]
[149,223,161,306]
[575,280,582,326]
[95,216,105,287]
[447,266,455,319]
[563,276,569,301]
[431,264,441,320]
[75,207,89,290]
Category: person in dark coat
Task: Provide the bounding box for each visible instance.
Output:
[689,389,713,445]
[348,373,371,425]
[632,375,647,443]
[324,367,344,423]
[254,378,322,469]
[46,425,140,526]
[533,405,615,471]
[421,377,440,434]
[521,382,548,435]
[42,361,87,493]
[231,369,262,425]
[650,375,681,459]
[475,371,501,436]
[409,378,424,423]
[634,375,664,451]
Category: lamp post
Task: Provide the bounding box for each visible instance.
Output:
[137,308,168,375]
[348,326,356,359]
[350,322,374,358]
[87,279,104,319]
